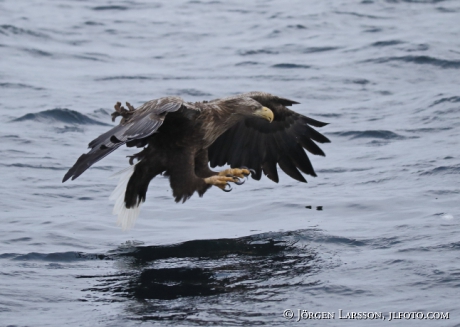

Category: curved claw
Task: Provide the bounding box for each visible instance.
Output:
[223,183,232,192]
[233,177,245,185]
[240,166,255,179]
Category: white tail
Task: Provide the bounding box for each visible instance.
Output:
[109,164,141,230]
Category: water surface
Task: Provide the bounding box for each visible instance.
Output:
[1,0,459,326]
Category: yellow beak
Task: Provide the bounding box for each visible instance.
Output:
[254,106,274,123]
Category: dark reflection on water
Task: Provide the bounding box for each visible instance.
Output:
[79,231,319,308]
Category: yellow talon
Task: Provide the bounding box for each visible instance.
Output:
[204,175,236,190]
[218,168,250,178]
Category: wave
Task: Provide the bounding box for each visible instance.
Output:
[239,46,337,57]
[364,27,383,33]
[272,63,310,69]
[331,130,406,140]
[420,164,460,176]
[287,24,307,29]
[334,11,387,19]
[22,48,53,57]
[437,7,458,13]
[429,190,460,195]
[345,78,371,85]
[92,5,129,11]
[11,108,110,125]
[1,163,67,170]
[392,0,448,3]
[89,108,112,119]
[315,113,343,118]
[238,49,278,56]
[72,54,105,62]
[364,55,460,69]
[399,241,460,253]
[0,82,44,90]
[235,61,260,66]
[430,96,460,107]
[54,126,84,133]
[371,40,404,47]
[316,167,371,173]
[95,75,153,81]
[167,88,212,97]
[84,21,104,26]
[404,127,452,133]
[302,46,339,53]
[0,24,48,38]
[0,251,88,262]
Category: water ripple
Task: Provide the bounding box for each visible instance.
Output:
[11,109,110,125]
[0,25,49,38]
[420,164,460,176]
[330,130,406,140]
[364,55,460,69]
[92,5,129,11]
[271,63,311,69]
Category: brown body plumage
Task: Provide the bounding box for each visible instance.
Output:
[63,92,330,228]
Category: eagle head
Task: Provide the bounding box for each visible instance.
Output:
[222,97,274,123]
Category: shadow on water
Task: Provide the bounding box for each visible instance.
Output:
[76,230,321,321]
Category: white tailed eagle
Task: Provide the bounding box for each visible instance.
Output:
[63,92,330,229]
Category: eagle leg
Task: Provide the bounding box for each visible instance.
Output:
[111,101,136,123]
[204,175,238,192]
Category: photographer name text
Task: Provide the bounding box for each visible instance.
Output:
[283,309,449,322]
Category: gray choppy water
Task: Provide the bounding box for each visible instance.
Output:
[1,0,460,326]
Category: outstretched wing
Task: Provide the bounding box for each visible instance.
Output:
[63,97,195,182]
[208,92,330,183]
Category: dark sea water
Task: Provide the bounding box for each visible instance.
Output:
[1,0,460,326]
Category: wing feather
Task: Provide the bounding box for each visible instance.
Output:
[63,97,196,182]
[208,92,330,183]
